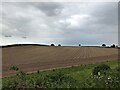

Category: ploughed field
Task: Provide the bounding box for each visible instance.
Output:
[2,45,119,77]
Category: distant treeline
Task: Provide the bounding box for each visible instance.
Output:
[0,43,120,49]
[1,44,49,48]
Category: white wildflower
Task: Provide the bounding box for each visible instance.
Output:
[98,72,100,76]
[108,76,111,80]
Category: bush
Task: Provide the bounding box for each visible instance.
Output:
[10,65,19,71]
[44,72,77,88]
[24,71,77,88]
[92,64,110,75]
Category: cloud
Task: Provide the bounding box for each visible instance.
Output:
[1,2,118,46]
[33,2,63,16]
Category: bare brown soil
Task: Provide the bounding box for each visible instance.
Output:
[2,46,119,77]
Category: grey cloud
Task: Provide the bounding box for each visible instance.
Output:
[65,3,118,34]
[32,2,63,16]
[91,3,118,26]
[1,2,118,46]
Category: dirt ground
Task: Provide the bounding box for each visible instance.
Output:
[2,45,119,77]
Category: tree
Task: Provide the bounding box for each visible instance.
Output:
[116,45,118,48]
[58,44,61,46]
[51,44,55,46]
[102,44,106,47]
[79,44,81,46]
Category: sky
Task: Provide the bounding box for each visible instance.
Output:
[0,2,118,46]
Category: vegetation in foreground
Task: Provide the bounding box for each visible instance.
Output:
[2,60,120,89]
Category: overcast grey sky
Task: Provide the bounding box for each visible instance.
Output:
[1,2,118,46]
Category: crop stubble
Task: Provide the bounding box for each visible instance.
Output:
[2,46,119,77]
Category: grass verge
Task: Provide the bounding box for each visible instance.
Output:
[2,60,120,89]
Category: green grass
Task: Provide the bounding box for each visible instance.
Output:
[2,60,120,89]
[0,78,2,89]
